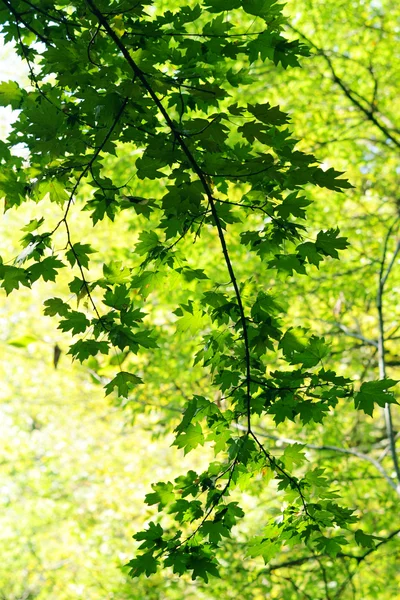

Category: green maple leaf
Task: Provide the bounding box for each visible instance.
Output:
[355,529,376,548]
[0,264,30,295]
[297,400,330,424]
[238,121,265,143]
[0,80,23,109]
[103,261,130,283]
[174,423,205,455]
[200,520,230,544]
[188,555,220,583]
[163,550,189,576]
[120,307,147,327]
[145,481,175,510]
[108,326,137,352]
[268,254,307,275]
[43,297,70,317]
[268,398,295,424]
[277,192,311,219]
[218,502,244,527]
[313,167,353,191]
[203,14,234,35]
[68,339,110,362]
[205,0,241,11]
[229,436,257,464]
[316,228,349,259]
[36,180,69,205]
[169,499,203,523]
[134,522,164,548]
[175,305,207,335]
[248,102,289,126]
[159,217,182,239]
[103,284,130,310]
[279,328,307,358]
[315,535,348,557]
[215,369,241,391]
[87,195,116,224]
[109,327,157,353]
[211,428,232,455]
[294,336,330,368]
[273,38,310,69]
[127,552,159,578]
[135,154,165,179]
[48,180,69,205]
[248,31,276,63]
[59,310,90,335]
[27,257,65,283]
[251,291,283,323]
[105,371,143,398]
[69,277,86,296]
[318,369,352,386]
[130,330,158,349]
[135,230,160,256]
[248,538,281,563]
[354,379,398,416]
[243,0,281,20]
[282,443,308,469]
[181,267,209,282]
[66,243,95,269]
[175,398,198,435]
[305,467,328,488]
[296,241,323,266]
[22,217,45,232]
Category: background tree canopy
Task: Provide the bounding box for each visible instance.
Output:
[0,0,399,598]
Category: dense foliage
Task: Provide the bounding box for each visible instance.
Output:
[0,0,399,598]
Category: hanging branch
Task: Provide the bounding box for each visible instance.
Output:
[234,423,399,494]
[288,25,400,149]
[84,0,253,434]
[0,0,371,587]
[377,219,400,487]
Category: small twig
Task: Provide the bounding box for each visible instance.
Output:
[334,528,400,598]
[377,220,400,486]
[288,25,400,149]
[234,423,399,494]
[319,319,378,348]
[250,431,313,519]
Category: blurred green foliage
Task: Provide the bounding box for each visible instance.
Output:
[0,0,399,598]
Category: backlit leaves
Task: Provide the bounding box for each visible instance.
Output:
[0,264,29,295]
[173,423,205,455]
[0,80,23,109]
[66,243,95,269]
[354,379,398,416]
[0,0,368,589]
[105,371,143,398]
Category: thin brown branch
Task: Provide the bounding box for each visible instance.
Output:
[235,423,399,494]
[318,319,378,348]
[250,430,313,519]
[334,528,400,598]
[288,25,400,149]
[377,219,400,486]
[85,0,253,433]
